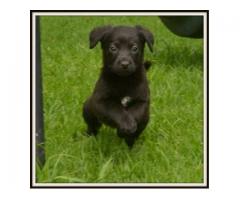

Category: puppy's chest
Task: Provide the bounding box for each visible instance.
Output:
[121,96,133,108]
[106,81,146,107]
[111,87,137,107]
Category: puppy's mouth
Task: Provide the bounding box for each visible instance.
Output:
[111,64,136,77]
[115,70,134,77]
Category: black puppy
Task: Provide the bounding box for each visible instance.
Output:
[83,25,154,147]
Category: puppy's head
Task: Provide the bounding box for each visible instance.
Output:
[89,25,154,77]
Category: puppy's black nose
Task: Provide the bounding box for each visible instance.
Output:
[121,60,130,69]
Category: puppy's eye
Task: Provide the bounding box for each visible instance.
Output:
[131,45,138,53]
[109,45,118,53]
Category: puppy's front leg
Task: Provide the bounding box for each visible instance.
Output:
[128,101,149,123]
[94,100,137,134]
[123,101,149,147]
[126,101,149,134]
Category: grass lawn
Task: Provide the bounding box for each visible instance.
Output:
[37,16,204,183]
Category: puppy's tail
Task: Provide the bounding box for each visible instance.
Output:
[144,61,152,71]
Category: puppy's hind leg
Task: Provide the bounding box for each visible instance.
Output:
[82,99,101,136]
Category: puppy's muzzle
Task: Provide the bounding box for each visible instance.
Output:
[112,58,135,76]
[120,60,130,69]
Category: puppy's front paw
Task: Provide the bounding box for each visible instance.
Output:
[118,117,137,134]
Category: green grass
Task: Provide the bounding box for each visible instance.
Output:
[37,16,204,183]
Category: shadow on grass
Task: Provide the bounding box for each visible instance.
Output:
[152,41,203,70]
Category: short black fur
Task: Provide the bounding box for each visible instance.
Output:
[83,25,154,147]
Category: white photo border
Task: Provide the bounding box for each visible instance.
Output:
[31,10,209,188]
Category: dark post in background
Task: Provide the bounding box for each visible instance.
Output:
[35,16,45,168]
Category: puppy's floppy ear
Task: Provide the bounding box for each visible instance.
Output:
[89,26,112,49]
[136,25,154,52]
